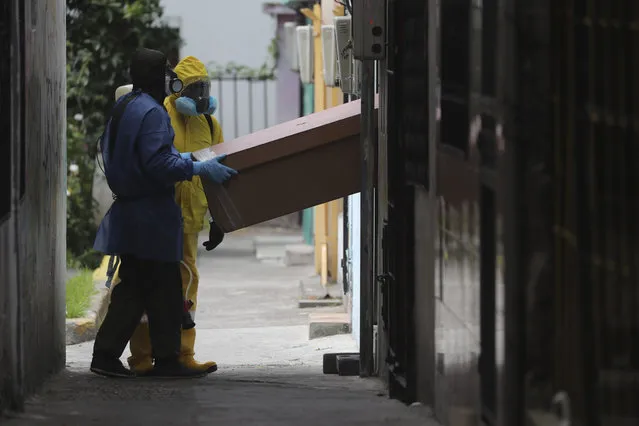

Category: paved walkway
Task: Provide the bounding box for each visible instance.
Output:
[3,228,437,426]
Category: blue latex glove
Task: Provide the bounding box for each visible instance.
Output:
[180,152,192,160]
[192,154,238,184]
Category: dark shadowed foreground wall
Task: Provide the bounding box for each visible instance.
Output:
[0,0,66,414]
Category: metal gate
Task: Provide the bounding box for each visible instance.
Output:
[209,75,276,141]
[500,0,639,424]
[435,0,502,423]
[377,0,433,403]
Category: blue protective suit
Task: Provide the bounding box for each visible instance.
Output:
[93,91,195,262]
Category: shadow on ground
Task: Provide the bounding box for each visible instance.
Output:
[2,366,435,426]
[4,228,439,425]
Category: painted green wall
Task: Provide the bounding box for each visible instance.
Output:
[301,82,315,245]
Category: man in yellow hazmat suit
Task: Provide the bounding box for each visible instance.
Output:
[127,56,225,374]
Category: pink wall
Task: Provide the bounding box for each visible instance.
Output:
[268,7,301,124]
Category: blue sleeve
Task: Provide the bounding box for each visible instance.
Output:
[137,108,194,183]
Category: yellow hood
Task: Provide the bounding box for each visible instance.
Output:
[169,56,209,102]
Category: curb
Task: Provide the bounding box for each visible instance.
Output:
[65,315,97,346]
[66,269,108,346]
[298,276,343,309]
[308,312,351,340]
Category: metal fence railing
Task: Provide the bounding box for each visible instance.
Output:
[209,76,277,141]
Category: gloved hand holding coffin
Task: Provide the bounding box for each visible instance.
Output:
[192,154,238,184]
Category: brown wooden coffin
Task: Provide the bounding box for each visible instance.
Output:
[193,99,368,233]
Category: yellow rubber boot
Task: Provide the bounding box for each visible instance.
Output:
[127,322,154,374]
[179,328,217,373]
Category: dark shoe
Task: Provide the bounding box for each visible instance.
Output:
[146,359,208,379]
[90,356,136,378]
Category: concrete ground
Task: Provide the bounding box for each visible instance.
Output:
[3,227,437,426]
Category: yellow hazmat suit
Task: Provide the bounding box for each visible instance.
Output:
[127,56,224,374]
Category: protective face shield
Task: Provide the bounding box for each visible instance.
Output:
[175,80,213,116]
[165,68,184,97]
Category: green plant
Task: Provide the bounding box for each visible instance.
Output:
[76,249,105,271]
[66,269,97,318]
[66,0,182,261]
[67,249,81,270]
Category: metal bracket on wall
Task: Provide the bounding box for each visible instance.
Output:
[352,0,387,60]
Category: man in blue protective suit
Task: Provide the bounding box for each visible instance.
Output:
[90,47,238,379]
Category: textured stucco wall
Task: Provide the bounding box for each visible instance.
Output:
[0,0,20,412]
[0,0,66,414]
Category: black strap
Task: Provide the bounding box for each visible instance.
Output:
[202,114,225,240]
[204,114,215,139]
[102,92,141,201]
[107,92,140,161]
[105,255,121,289]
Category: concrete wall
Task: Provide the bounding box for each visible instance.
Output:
[0,0,67,413]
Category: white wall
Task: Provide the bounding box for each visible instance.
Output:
[337,213,344,284]
[348,193,361,348]
[160,0,276,69]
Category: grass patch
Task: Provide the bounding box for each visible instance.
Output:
[66,269,97,319]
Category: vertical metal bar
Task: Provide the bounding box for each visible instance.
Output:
[478,120,497,425]
[416,0,440,406]
[248,78,254,133]
[573,0,599,419]
[233,74,239,138]
[299,80,305,118]
[500,110,526,426]
[575,84,600,426]
[343,94,351,295]
[360,59,376,378]
[499,0,526,420]
[263,80,268,129]
[342,196,349,293]
[217,78,223,129]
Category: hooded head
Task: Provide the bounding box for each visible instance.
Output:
[173,56,208,88]
[130,48,169,104]
[170,56,217,116]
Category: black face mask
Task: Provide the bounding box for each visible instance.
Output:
[181,80,211,114]
[130,48,168,104]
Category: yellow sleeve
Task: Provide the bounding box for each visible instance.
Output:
[210,116,224,145]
